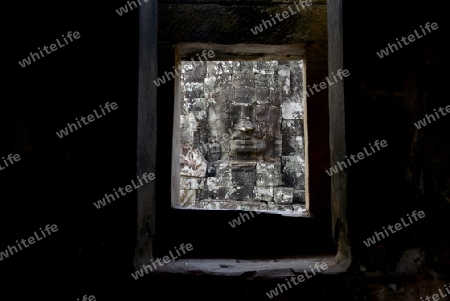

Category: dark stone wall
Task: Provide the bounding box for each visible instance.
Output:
[3,0,448,300]
[344,0,450,298]
[5,0,139,299]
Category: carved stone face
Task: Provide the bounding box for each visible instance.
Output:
[229,104,265,157]
[207,100,281,161]
[180,60,305,210]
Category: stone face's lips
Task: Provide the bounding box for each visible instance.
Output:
[230,140,266,153]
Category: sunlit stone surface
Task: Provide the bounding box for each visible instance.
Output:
[179,60,305,212]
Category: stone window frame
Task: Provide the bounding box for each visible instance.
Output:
[172,44,310,216]
[136,0,351,275]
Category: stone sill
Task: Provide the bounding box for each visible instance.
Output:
[173,204,311,217]
[161,0,327,6]
[146,255,347,278]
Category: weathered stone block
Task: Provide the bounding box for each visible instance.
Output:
[184,82,204,98]
[234,86,255,103]
[274,140,282,157]
[180,177,206,190]
[233,73,254,87]
[182,61,207,78]
[231,186,254,201]
[206,162,216,177]
[256,61,277,74]
[193,127,210,154]
[217,86,234,103]
[231,165,256,186]
[233,61,256,73]
[255,105,281,124]
[256,162,282,186]
[208,103,230,121]
[255,87,271,104]
[180,128,192,144]
[282,155,305,171]
[207,61,233,76]
[255,105,282,140]
[208,185,235,200]
[185,98,206,112]
[230,140,265,154]
[180,99,189,115]
[180,115,194,143]
[266,203,291,212]
[269,87,282,106]
[255,74,275,87]
[282,102,303,119]
[277,66,290,96]
[184,74,206,85]
[207,141,221,161]
[195,189,209,202]
[204,73,233,99]
[283,93,303,104]
[293,189,306,204]
[218,142,231,160]
[216,129,232,143]
[215,119,231,132]
[282,156,305,189]
[282,119,304,137]
[281,119,305,158]
[206,162,231,185]
[194,110,207,122]
[206,176,219,187]
[180,189,196,207]
[273,187,294,204]
[289,61,303,92]
[180,144,207,177]
[292,204,307,213]
[282,135,305,156]
[256,122,281,140]
[254,187,273,202]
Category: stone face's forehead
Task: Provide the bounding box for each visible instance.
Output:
[179,60,305,212]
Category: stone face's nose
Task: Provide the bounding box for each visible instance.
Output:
[236,118,254,132]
